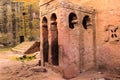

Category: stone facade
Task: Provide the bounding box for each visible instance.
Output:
[40,0,120,79]
[0,0,40,47]
[11,1,40,44]
[11,1,24,45]
[0,0,13,46]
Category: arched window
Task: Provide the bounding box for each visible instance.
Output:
[82,15,91,29]
[42,17,48,28]
[50,13,57,30]
[51,13,57,21]
[69,13,77,29]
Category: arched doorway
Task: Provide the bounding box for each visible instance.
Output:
[42,17,49,63]
[50,13,59,65]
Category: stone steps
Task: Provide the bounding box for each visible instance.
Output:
[11,41,40,54]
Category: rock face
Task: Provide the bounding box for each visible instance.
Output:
[12,41,40,54]
[40,0,120,79]
[0,0,13,46]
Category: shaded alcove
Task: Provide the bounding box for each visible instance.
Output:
[19,36,24,43]
[82,15,91,29]
[50,13,59,65]
[42,17,49,63]
[69,13,77,29]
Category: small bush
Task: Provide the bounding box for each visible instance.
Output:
[16,55,36,61]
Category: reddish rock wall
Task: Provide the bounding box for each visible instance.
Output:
[76,0,120,73]
[64,0,120,74]
[40,0,120,79]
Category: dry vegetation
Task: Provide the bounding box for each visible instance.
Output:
[12,0,39,3]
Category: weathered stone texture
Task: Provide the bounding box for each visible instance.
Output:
[71,0,120,73]
[40,0,120,79]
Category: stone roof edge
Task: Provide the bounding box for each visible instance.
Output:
[40,0,96,16]
[59,1,96,14]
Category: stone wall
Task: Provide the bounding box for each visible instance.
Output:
[40,0,120,79]
[0,0,13,46]
[69,0,120,74]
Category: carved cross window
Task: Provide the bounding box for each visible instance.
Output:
[105,25,119,42]
[111,27,118,38]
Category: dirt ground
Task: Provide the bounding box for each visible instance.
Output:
[0,50,120,80]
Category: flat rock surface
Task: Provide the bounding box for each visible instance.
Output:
[0,50,119,80]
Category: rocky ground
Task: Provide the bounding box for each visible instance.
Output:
[0,50,120,80]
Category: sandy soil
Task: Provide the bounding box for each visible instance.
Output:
[0,51,65,80]
[0,51,120,80]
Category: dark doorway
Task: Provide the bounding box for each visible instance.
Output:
[42,17,49,63]
[20,36,24,43]
[51,13,59,65]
